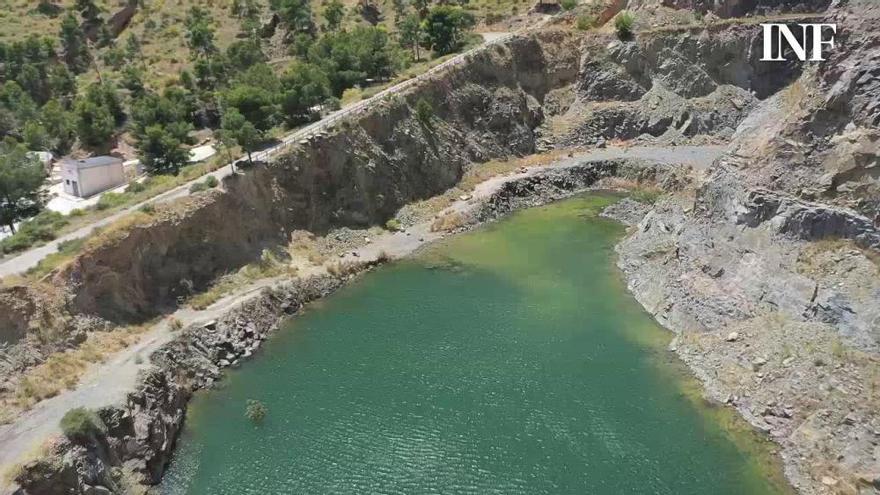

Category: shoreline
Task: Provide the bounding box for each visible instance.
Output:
[11,145,805,495]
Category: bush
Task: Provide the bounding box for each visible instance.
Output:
[126,181,147,193]
[415,98,434,128]
[385,218,402,231]
[560,0,577,11]
[576,14,596,31]
[95,192,131,211]
[190,175,219,194]
[0,211,70,254]
[615,11,635,39]
[245,399,267,422]
[60,407,106,442]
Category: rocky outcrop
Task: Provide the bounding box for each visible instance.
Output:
[542,20,812,149]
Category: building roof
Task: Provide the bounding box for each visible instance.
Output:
[62,156,123,170]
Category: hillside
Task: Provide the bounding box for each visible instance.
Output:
[1,0,537,85]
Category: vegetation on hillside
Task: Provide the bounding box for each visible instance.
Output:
[0,0,488,259]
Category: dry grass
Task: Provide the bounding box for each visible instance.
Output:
[188,249,298,310]
[598,176,664,204]
[326,260,361,277]
[1,322,155,421]
[1,437,58,486]
[82,210,157,251]
[431,211,468,232]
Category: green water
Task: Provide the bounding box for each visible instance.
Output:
[161,194,788,495]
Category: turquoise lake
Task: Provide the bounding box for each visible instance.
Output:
[161,193,788,494]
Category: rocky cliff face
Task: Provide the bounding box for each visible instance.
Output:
[540,21,807,148]
[50,31,579,323]
[631,0,832,17]
[613,2,880,492]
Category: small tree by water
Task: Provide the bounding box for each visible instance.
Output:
[245,399,267,423]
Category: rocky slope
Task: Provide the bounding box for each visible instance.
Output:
[612,1,880,492]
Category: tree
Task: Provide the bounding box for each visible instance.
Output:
[308,27,398,95]
[124,34,142,62]
[73,83,124,148]
[130,90,193,140]
[221,108,261,165]
[270,0,315,34]
[415,98,433,129]
[0,140,46,234]
[226,39,265,71]
[59,13,89,73]
[323,0,345,31]
[223,83,277,131]
[75,0,101,23]
[138,124,190,175]
[279,62,330,124]
[391,0,409,21]
[186,7,217,58]
[40,100,77,154]
[120,65,145,96]
[74,97,114,147]
[398,13,422,61]
[0,81,39,128]
[422,6,475,55]
[22,121,50,150]
[47,64,77,102]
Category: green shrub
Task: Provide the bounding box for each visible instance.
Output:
[69,209,86,217]
[126,181,147,193]
[189,182,208,193]
[139,203,156,215]
[614,11,635,39]
[60,407,106,442]
[385,218,402,231]
[95,192,131,211]
[245,399,267,422]
[0,211,70,254]
[560,0,577,11]
[630,187,662,204]
[415,98,434,128]
[190,176,219,194]
[576,14,596,31]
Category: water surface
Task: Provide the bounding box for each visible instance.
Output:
[162,194,787,494]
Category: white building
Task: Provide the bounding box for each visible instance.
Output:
[60,156,125,198]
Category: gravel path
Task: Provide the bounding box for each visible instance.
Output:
[0,144,725,490]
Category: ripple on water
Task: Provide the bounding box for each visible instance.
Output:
[161,193,789,495]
